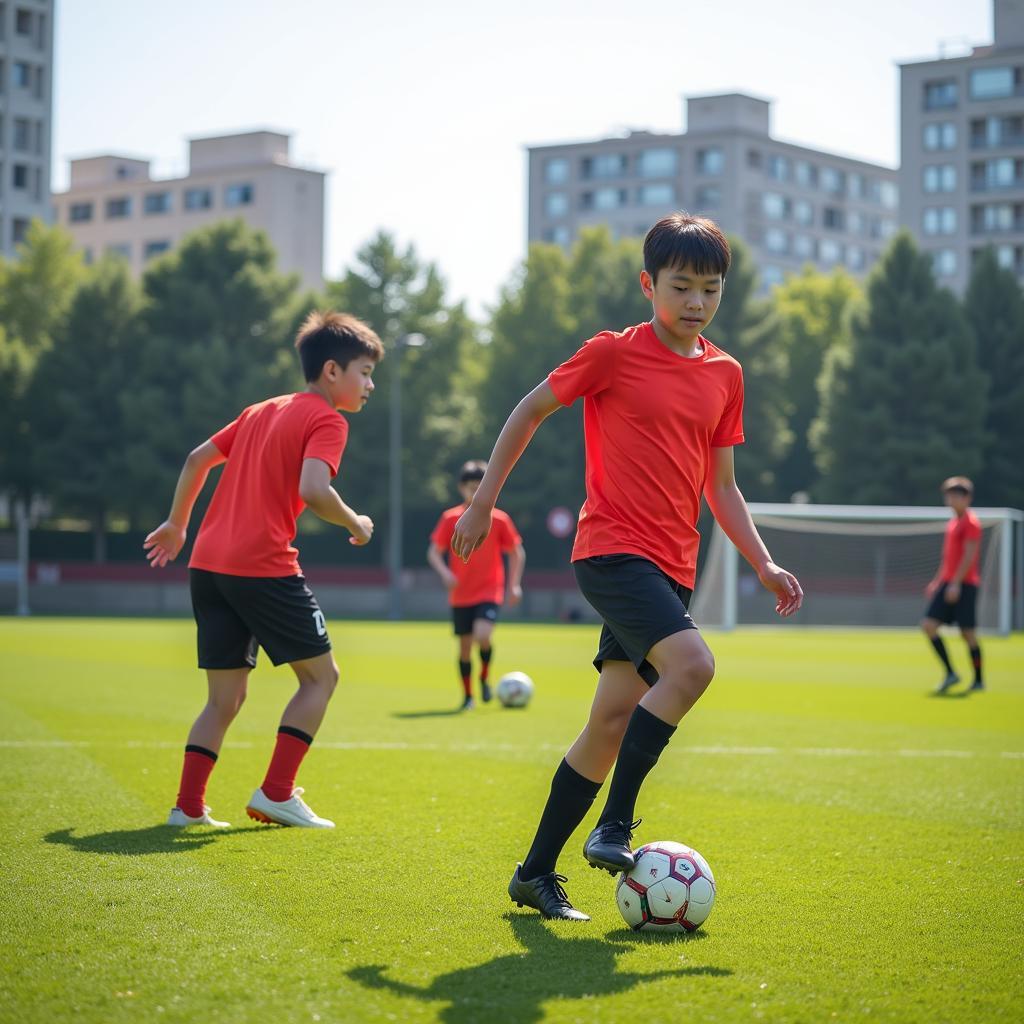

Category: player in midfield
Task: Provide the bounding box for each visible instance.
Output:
[144,312,382,828]
[452,212,803,920]
[428,460,525,710]
[922,476,985,695]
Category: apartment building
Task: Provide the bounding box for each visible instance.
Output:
[527,92,899,289]
[0,0,53,256]
[53,130,325,289]
[900,0,1024,292]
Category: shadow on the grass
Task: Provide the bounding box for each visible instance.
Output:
[43,824,266,856]
[347,912,730,1024]
[391,708,467,719]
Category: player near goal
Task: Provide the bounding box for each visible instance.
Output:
[428,460,525,710]
[144,312,382,828]
[451,212,803,920]
[922,476,985,695]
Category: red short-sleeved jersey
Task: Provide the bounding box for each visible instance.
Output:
[431,505,522,606]
[939,510,982,586]
[189,392,348,577]
[547,321,744,588]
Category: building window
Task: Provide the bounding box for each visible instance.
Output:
[971,114,1024,148]
[994,244,1016,270]
[932,249,957,276]
[544,157,569,185]
[82,247,94,265]
[972,202,1018,232]
[15,8,32,34]
[544,192,568,218]
[823,206,845,230]
[973,157,1020,190]
[923,164,957,193]
[225,183,254,207]
[144,240,171,260]
[969,66,1016,100]
[184,187,213,210]
[762,265,785,289]
[106,196,132,219]
[637,148,677,178]
[793,234,815,259]
[793,199,813,226]
[762,192,788,220]
[583,186,627,210]
[747,149,762,170]
[637,183,675,206]
[923,207,957,235]
[794,160,817,188]
[847,173,866,200]
[847,246,865,271]
[582,153,627,179]
[12,116,30,152]
[144,191,172,215]
[13,60,30,88]
[696,147,724,175]
[764,227,788,254]
[69,201,93,223]
[12,218,30,245]
[924,80,958,110]
[819,239,843,264]
[879,181,898,209]
[106,243,132,261]
[820,167,845,195]
[694,185,720,210]
[767,154,791,181]
[12,163,28,189]
[542,225,571,246]
[847,210,864,235]
[924,121,957,151]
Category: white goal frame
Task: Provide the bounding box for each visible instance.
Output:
[695,504,1024,635]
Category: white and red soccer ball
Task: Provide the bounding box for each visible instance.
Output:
[615,841,716,932]
[496,671,534,708]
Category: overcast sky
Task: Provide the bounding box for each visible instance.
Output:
[55,0,991,313]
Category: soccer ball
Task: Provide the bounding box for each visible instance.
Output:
[615,841,716,932]
[496,671,534,708]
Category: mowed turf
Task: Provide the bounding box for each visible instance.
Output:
[0,619,1021,1024]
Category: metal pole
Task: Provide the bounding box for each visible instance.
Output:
[15,499,30,617]
[722,531,738,631]
[998,515,1012,636]
[388,342,403,621]
[1016,518,1023,632]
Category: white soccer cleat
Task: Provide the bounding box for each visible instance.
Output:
[166,805,231,828]
[245,787,335,828]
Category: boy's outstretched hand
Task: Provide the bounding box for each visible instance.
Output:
[144,522,186,568]
[451,504,492,561]
[758,562,803,617]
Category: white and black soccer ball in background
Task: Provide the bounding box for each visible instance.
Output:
[496,671,534,708]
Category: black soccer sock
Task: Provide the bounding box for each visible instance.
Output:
[520,758,601,881]
[968,644,983,683]
[597,705,676,828]
[479,645,493,681]
[930,636,953,674]
[458,660,472,698]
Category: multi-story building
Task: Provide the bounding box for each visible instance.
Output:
[0,0,54,257]
[53,130,325,289]
[900,0,1024,292]
[527,92,899,289]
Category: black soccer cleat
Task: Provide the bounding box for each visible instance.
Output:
[481,681,493,703]
[508,864,590,921]
[968,680,985,692]
[934,672,960,695]
[460,695,475,712]
[583,818,641,875]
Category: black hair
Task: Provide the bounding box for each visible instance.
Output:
[643,212,731,283]
[459,460,487,484]
[294,311,384,382]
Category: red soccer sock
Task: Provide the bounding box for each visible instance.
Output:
[459,659,472,698]
[176,745,218,818]
[261,727,313,802]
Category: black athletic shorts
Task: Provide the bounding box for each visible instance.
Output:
[924,581,978,629]
[573,554,697,686]
[190,569,332,670]
[452,601,500,636]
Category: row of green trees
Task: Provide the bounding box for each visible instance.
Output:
[1,218,1021,564]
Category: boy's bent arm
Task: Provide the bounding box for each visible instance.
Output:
[299,458,374,546]
[427,543,456,588]
[144,440,226,568]
[452,381,562,560]
[507,543,526,606]
[704,446,803,617]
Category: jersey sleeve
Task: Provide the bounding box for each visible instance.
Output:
[495,513,522,552]
[547,332,617,406]
[961,515,982,543]
[303,413,348,477]
[209,409,246,457]
[431,512,456,551]
[711,366,745,447]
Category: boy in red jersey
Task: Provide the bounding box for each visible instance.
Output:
[428,460,525,710]
[452,213,803,920]
[144,311,383,829]
[922,476,985,695]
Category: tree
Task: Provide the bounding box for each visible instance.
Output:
[0,221,84,507]
[123,220,302,523]
[772,268,861,500]
[703,239,791,500]
[813,232,987,504]
[31,259,143,558]
[964,248,1024,509]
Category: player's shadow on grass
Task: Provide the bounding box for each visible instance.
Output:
[929,690,972,699]
[346,912,731,1024]
[391,708,467,719]
[43,824,264,856]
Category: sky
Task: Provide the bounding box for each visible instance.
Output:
[54,0,992,314]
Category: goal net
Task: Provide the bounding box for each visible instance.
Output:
[692,504,1024,634]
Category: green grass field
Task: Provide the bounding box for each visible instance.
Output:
[1,618,1021,1024]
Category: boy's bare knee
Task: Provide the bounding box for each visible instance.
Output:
[921,619,937,637]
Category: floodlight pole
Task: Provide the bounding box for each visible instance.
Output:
[15,499,29,616]
[387,333,426,621]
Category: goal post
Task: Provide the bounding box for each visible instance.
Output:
[692,504,1024,635]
